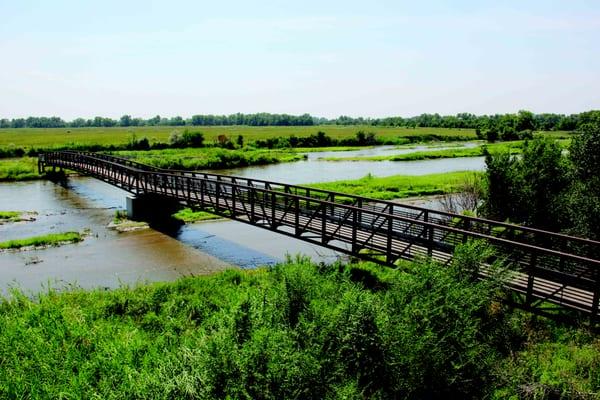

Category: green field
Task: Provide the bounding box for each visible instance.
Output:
[0,125,479,149]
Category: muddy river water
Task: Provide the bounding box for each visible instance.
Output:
[0,146,485,294]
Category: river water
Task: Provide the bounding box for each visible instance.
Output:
[0,145,485,294]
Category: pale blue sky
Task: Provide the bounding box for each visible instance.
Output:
[1,0,599,119]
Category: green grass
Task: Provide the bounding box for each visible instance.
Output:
[0,147,305,181]
[322,141,524,162]
[172,208,220,223]
[0,244,596,398]
[309,171,481,200]
[0,232,82,250]
[0,125,480,150]
[0,247,505,399]
[0,157,40,181]
[0,211,21,221]
[113,147,305,170]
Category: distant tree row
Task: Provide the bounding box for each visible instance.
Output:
[0,113,315,129]
[1,110,599,131]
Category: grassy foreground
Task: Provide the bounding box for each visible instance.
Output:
[310,171,479,200]
[0,231,82,250]
[0,247,597,399]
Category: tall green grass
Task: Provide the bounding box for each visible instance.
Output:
[0,244,506,399]
[0,157,39,181]
[0,244,597,398]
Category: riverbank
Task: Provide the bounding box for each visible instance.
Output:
[0,254,595,398]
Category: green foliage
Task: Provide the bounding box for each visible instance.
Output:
[0,125,481,155]
[169,129,205,148]
[126,133,150,150]
[491,314,600,399]
[482,138,568,232]
[0,231,82,249]
[483,122,600,239]
[0,247,511,399]
[0,157,40,181]
[0,211,21,221]
[172,208,220,223]
[564,122,600,240]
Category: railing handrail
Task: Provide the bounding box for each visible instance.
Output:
[48,150,600,249]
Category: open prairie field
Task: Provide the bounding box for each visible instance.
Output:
[0,125,480,149]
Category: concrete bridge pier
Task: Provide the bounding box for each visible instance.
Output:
[126,194,183,227]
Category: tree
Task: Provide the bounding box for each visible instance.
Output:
[565,122,600,239]
[481,138,567,231]
[119,115,132,127]
[516,110,535,132]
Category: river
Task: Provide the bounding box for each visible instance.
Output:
[0,145,485,294]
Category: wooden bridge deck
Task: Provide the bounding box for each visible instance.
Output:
[40,150,600,322]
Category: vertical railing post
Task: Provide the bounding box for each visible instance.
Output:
[186,177,191,201]
[271,192,276,229]
[250,187,255,222]
[321,201,327,244]
[424,210,433,257]
[526,252,537,308]
[295,197,300,236]
[591,264,600,326]
[231,184,236,216]
[216,182,221,212]
[200,180,205,208]
[352,207,358,253]
[386,205,393,263]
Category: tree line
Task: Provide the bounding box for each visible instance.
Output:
[1,110,599,131]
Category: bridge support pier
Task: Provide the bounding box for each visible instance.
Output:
[126,194,182,223]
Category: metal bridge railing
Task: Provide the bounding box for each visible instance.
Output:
[40,150,600,321]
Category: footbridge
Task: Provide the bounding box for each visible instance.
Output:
[39,151,600,322]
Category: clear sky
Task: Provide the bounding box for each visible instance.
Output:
[1,0,599,119]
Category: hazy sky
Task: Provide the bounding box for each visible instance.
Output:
[1,0,599,119]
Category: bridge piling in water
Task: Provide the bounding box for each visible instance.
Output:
[126,194,181,222]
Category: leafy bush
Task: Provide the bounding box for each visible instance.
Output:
[0,245,510,399]
[169,129,205,148]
